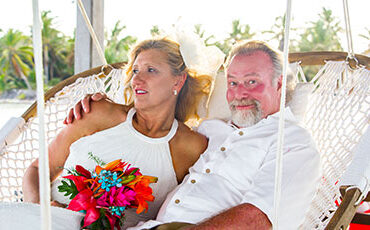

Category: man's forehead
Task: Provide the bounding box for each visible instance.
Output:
[226,51,273,77]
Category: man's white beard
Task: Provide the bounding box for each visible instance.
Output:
[229,100,262,128]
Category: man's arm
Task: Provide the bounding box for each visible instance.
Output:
[189,203,271,230]
[63,93,107,124]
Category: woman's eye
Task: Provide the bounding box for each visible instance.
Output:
[132,69,138,74]
[148,67,156,73]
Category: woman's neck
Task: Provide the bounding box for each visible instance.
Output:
[133,106,176,138]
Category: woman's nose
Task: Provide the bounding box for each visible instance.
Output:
[131,72,144,85]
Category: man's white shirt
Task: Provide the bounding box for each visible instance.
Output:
[130,107,320,230]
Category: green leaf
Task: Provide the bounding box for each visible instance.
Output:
[88,152,106,166]
[57,179,78,199]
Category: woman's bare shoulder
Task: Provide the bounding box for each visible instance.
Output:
[175,123,208,157]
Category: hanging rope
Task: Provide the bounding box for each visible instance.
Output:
[342,0,355,60]
[31,0,51,229]
[273,0,293,229]
[77,0,107,66]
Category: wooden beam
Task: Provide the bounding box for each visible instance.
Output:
[289,52,370,70]
[325,187,362,230]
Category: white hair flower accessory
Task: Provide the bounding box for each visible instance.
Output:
[170,26,225,78]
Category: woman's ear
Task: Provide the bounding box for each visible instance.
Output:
[174,73,187,92]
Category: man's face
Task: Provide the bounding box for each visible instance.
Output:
[226,51,281,127]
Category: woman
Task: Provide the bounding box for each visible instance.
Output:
[21,37,223,229]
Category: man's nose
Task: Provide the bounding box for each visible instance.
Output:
[235,84,250,99]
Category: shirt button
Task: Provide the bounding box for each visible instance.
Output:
[220,147,226,151]
[206,168,211,173]
[239,131,244,136]
[191,179,196,184]
[175,199,180,204]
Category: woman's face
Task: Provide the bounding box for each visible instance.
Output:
[131,49,178,111]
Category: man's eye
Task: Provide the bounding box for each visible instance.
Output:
[229,82,237,86]
[148,67,156,72]
[248,80,256,84]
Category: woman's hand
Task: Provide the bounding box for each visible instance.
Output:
[50,200,67,208]
[64,93,107,124]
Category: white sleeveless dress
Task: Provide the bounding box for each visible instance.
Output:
[0,108,178,230]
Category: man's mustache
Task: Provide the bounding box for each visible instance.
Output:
[229,99,258,108]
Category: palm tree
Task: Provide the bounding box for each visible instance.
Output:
[263,15,297,51]
[296,8,342,52]
[0,29,33,90]
[294,8,343,80]
[150,25,162,37]
[359,28,370,55]
[41,11,73,83]
[215,20,256,54]
[194,24,215,46]
[104,21,137,64]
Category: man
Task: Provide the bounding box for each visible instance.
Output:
[69,40,320,229]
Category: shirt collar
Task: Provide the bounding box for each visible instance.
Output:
[228,106,297,129]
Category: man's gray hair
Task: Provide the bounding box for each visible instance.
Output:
[224,40,296,103]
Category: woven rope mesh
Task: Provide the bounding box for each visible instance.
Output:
[299,61,370,229]
[0,61,369,229]
[0,68,126,202]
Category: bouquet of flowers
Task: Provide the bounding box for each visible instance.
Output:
[58,154,158,230]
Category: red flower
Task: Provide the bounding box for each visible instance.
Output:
[76,165,91,178]
[63,175,89,192]
[68,189,100,227]
[132,178,156,214]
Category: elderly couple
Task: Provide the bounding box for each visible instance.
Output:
[22,35,319,230]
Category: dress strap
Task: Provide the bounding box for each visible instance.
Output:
[126,107,136,123]
[127,108,179,143]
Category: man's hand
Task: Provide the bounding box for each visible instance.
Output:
[63,93,107,124]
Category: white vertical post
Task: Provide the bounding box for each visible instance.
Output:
[273,0,293,229]
[75,0,105,74]
[32,0,51,230]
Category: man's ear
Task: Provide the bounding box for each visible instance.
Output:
[277,75,283,91]
[174,73,187,92]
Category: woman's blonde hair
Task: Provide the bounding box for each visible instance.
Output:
[123,38,213,122]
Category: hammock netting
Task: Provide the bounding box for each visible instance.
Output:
[0,60,369,229]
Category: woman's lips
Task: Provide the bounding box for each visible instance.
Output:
[135,89,148,95]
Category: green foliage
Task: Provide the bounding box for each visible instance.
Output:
[41,11,74,82]
[263,14,297,51]
[295,8,343,52]
[294,8,343,80]
[58,179,78,199]
[104,21,137,64]
[2,8,368,94]
[150,25,162,37]
[88,152,106,166]
[359,28,370,40]
[214,20,256,54]
[0,29,33,90]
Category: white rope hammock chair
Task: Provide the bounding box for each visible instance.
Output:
[0,0,369,229]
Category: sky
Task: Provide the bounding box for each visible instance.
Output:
[0,0,369,53]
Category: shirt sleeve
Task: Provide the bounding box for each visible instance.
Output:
[241,135,320,229]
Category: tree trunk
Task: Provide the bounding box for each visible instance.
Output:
[43,46,49,84]
[11,57,32,90]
